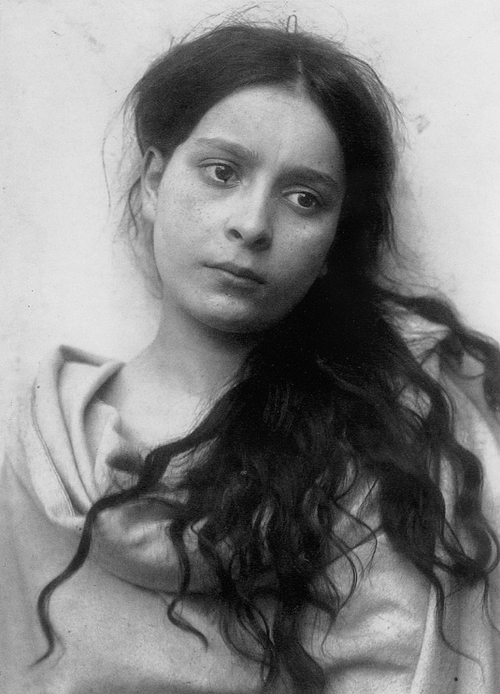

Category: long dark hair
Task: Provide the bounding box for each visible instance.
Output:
[37,23,500,692]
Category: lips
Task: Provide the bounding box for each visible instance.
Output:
[208,262,265,284]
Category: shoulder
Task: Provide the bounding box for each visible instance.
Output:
[393,307,500,525]
[2,345,123,474]
[391,305,500,418]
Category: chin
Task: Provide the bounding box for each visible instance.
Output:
[199,309,281,336]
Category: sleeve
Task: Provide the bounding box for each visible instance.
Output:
[309,533,431,694]
[312,345,500,694]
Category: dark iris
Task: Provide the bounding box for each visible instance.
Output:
[214,165,234,182]
[297,192,317,208]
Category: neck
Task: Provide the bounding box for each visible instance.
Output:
[100,311,260,445]
[141,315,258,398]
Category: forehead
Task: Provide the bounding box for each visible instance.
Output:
[182,85,345,178]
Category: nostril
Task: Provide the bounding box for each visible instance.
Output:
[226,226,270,247]
[253,235,271,251]
[224,200,272,247]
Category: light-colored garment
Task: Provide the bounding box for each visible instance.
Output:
[0,340,499,693]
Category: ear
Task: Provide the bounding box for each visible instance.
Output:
[141,147,166,225]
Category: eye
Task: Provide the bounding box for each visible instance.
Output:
[285,191,322,212]
[203,163,238,185]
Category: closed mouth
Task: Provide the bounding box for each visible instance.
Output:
[209,262,265,284]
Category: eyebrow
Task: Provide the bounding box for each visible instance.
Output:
[192,137,342,190]
[193,137,259,163]
[286,166,341,189]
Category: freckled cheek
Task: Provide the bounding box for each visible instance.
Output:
[158,182,197,219]
[156,188,211,247]
[279,232,334,278]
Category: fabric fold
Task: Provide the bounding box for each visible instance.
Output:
[0,331,499,693]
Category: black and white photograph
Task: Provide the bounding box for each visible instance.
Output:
[1,1,499,692]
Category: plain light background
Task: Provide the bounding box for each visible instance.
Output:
[1,0,500,416]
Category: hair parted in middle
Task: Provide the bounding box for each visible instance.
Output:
[127,23,398,281]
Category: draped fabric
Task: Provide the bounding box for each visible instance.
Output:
[0,333,499,693]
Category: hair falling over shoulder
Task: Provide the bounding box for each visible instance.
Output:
[36,21,500,693]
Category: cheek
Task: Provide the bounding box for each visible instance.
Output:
[156,179,195,226]
[153,185,202,251]
[282,229,334,278]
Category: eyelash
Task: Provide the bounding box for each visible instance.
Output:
[201,162,324,213]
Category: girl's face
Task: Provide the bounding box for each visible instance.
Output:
[142,84,346,335]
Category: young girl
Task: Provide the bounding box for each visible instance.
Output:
[1,21,499,694]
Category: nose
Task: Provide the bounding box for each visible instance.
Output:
[225,185,272,250]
